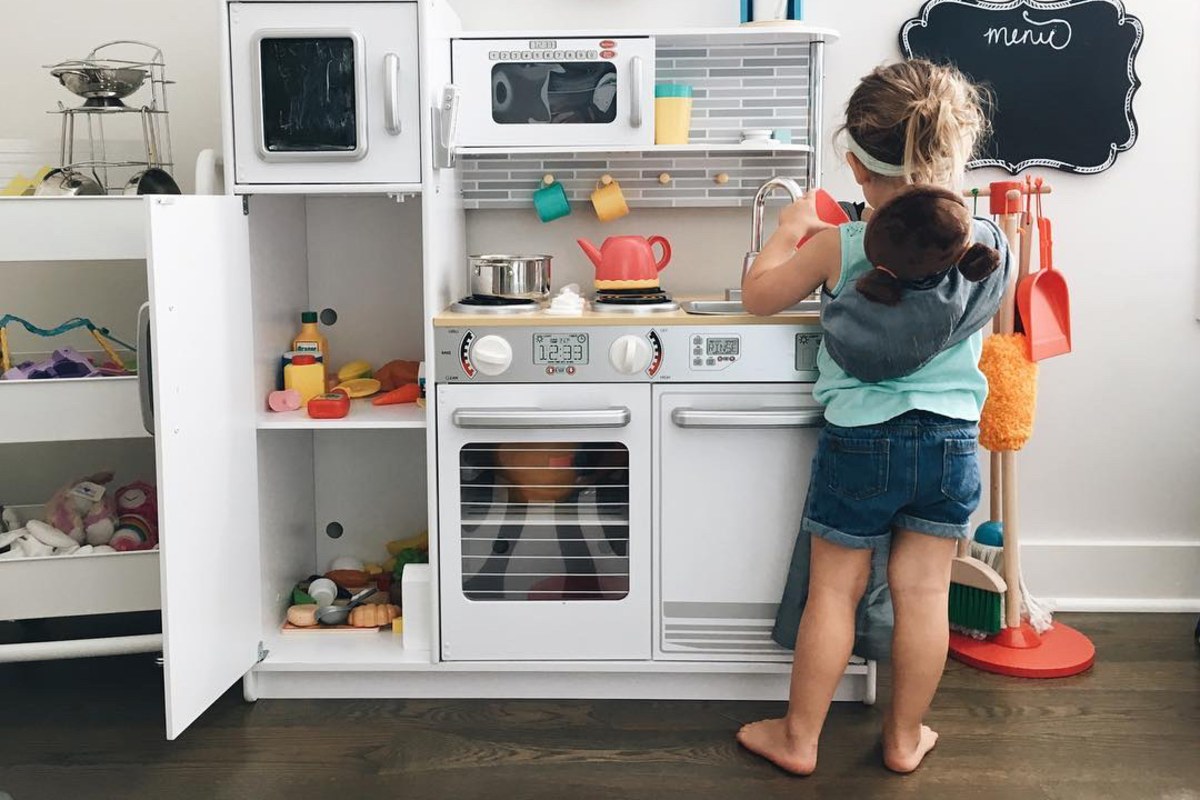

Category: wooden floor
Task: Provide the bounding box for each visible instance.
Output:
[0,613,1197,800]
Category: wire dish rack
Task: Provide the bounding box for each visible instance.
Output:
[44,40,177,195]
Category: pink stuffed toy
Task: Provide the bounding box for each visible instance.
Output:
[111,481,158,552]
[44,472,118,546]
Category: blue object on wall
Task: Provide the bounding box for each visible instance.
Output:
[741,0,751,23]
[788,0,804,20]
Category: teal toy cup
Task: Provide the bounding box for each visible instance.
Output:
[533,178,571,222]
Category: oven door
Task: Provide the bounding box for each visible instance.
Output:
[228,2,421,186]
[654,385,823,661]
[451,37,655,148]
[438,383,651,661]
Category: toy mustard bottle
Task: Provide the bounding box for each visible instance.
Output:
[284,354,325,404]
[292,311,329,375]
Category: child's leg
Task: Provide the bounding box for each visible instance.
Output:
[738,536,871,775]
[882,527,957,773]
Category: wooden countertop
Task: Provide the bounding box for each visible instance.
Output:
[433,297,821,328]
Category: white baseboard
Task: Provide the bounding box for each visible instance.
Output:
[1020,540,1200,613]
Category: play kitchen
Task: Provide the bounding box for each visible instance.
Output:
[2,2,863,740]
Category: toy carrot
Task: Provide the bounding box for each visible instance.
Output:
[371,383,421,406]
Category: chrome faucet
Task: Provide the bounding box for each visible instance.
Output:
[730,177,806,300]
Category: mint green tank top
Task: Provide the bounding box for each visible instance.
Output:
[813,222,989,427]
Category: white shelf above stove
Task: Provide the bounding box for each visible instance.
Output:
[456,143,813,157]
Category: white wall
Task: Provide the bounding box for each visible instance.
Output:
[1,0,1196,608]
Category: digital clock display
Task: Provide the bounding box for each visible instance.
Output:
[533,333,589,365]
[706,337,740,357]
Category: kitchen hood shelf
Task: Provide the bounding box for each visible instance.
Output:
[457,143,814,158]
[455,25,840,48]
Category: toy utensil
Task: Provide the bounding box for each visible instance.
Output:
[1016,179,1072,360]
[796,188,850,248]
[316,586,378,626]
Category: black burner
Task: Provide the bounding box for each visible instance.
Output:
[456,294,539,308]
[593,288,674,306]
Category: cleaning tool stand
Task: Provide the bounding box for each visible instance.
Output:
[949,185,1094,679]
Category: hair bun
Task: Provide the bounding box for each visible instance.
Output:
[957,242,1001,282]
[856,268,905,306]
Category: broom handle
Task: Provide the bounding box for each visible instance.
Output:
[998,194,1024,629]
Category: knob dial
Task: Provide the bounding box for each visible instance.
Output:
[471,335,513,376]
[609,335,653,375]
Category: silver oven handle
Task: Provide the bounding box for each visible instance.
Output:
[384,52,402,135]
[671,407,825,429]
[453,407,631,430]
[629,56,644,128]
[136,302,154,436]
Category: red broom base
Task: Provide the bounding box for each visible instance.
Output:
[949,622,1095,678]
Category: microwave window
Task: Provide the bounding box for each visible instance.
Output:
[259,37,358,152]
[491,62,618,125]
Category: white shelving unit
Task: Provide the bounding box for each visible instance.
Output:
[0,199,162,662]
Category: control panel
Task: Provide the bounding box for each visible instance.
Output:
[434,325,819,384]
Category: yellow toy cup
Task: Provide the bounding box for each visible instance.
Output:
[654,83,693,145]
[591,175,629,222]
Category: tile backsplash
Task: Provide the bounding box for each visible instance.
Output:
[459,43,813,210]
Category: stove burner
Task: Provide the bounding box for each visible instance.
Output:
[592,288,679,314]
[450,295,542,315]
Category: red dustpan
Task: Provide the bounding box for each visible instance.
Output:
[1017,215,1072,361]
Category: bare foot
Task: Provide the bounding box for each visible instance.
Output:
[736,718,818,776]
[882,724,939,774]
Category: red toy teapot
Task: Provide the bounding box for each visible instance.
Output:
[577,235,672,290]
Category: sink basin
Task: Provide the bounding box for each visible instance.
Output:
[681,299,820,316]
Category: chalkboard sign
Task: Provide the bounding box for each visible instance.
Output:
[260,37,359,154]
[901,0,1143,174]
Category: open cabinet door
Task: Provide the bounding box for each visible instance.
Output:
[144,197,261,739]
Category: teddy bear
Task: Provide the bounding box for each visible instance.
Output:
[43,471,118,546]
[109,481,158,552]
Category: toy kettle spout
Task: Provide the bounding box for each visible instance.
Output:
[576,238,603,269]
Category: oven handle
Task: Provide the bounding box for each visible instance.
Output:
[629,56,644,129]
[671,407,825,429]
[452,407,631,429]
[384,52,402,135]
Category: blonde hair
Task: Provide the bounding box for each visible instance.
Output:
[841,59,990,187]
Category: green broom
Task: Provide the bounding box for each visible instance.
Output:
[949,535,1007,638]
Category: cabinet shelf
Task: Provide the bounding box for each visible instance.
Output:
[257,401,426,431]
[260,629,431,671]
[0,549,160,621]
[457,25,840,47]
[0,375,148,443]
[457,143,813,157]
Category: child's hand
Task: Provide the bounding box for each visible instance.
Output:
[779,192,835,240]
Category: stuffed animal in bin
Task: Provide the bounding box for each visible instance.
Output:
[111,481,158,552]
[43,472,118,545]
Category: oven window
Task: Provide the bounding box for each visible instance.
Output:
[491,62,618,125]
[259,37,358,152]
[459,443,630,601]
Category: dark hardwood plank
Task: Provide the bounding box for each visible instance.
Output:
[0,613,1197,800]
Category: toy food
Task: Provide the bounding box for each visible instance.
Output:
[287,604,319,627]
[328,556,366,572]
[376,359,420,391]
[325,569,371,591]
[349,603,400,628]
[385,531,429,556]
[307,389,351,419]
[268,389,302,412]
[337,360,373,382]
[497,443,579,502]
[334,378,381,398]
[372,384,421,406]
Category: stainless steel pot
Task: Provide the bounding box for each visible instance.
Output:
[469,254,552,300]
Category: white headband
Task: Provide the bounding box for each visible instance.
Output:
[844,132,908,178]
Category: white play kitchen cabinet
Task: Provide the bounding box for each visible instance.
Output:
[0,1,865,739]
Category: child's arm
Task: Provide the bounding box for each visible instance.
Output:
[741,195,842,317]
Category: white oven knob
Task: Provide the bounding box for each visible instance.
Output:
[609,335,652,375]
[471,335,513,376]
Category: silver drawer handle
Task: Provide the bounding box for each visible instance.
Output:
[671,407,824,429]
[453,407,631,430]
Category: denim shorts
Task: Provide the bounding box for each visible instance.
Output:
[802,411,982,550]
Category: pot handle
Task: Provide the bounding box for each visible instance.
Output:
[649,236,672,272]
